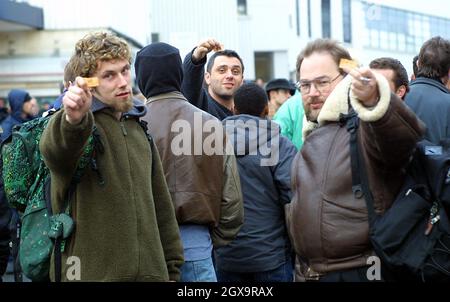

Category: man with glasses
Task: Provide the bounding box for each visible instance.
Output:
[287,39,425,282]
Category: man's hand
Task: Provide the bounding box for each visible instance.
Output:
[192,38,224,64]
[342,67,380,108]
[63,76,92,125]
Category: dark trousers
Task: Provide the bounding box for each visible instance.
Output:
[316,266,383,282]
[216,260,294,282]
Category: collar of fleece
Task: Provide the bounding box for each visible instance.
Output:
[302,73,391,140]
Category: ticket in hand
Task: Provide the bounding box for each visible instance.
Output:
[339,58,359,70]
[83,77,99,88]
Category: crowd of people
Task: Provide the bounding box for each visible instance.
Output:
[0,31,449,282]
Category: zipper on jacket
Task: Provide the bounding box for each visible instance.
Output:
[120,119,128,136]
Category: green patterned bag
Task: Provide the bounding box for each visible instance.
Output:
[1,111,96,281]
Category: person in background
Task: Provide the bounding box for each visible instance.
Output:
[411,55,419,82]
[0,89,36,142]
[216,83,296,282]
[405,36,450,144]
[0,98,9,124]
[272,91,305,150]
[265,78,296,118]
[182,38,244,120]
[0,166,11,282]
[255,78,265,88]
[369,57,410,100]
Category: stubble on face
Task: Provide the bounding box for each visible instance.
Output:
[299,53,342,122]
[93,59,133,113]
[206,56,244,103]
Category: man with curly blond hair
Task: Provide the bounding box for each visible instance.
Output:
[40,32,184,281]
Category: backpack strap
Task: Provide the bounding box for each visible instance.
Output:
[340,92,378,228]
[51,124,100,282]
[51,181,77,282]
[138,119,153,145]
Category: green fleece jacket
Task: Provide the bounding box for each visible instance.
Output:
[40,105,184,281]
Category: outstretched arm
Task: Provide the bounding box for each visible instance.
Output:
[181,39,223,111]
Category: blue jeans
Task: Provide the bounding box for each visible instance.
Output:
[180,257,217,282]
[216,260,294,282]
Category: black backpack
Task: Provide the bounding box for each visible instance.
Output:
[342,106,450,282]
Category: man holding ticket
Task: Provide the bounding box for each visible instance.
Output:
[286,39,425,282]
[39,32,184,281]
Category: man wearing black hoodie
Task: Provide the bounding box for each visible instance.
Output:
[182,39,244,120]
[136,42,244,282]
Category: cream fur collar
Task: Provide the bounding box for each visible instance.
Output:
[302,73,391,140]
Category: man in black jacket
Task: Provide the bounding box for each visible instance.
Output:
[405,36,450,144]
[181,39,244,120]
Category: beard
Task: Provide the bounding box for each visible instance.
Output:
[304,106,316,122]
[111,96,133,113]
[303,97,323,122]
[94,90,133,113]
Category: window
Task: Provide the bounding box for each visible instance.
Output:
[322,0,331,38]
[343,0,352,43]
[237,0,247,16]
[362,2,450,52]
[151,33,160,43]
[296,0,300,37]
[307,0,312,37]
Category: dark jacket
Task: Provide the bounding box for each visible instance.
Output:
[0,89,32,142]
[135,43,243,247]
[215,115,297,272]
[0,154,11,280]
[405,77,450,144]
[288,75,425,278]
[0,108,8,125]
[181,50,233,120]
[40,98,184,281]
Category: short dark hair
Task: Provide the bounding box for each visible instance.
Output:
[369,57,410,93]
[296,39,352,81]
[417,36,450,79]
[412,55,419,77]
[206,49,245,74]
[234,83,268,116]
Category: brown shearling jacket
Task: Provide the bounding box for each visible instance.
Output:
[288,74,426,279]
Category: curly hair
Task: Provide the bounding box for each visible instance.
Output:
[68,31,132,77]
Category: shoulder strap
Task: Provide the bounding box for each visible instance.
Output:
[340,92,378,228]
[138,119,153,145]
[53,123,101,282]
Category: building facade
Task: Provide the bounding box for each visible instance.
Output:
[0,0,449,100]
[0,0,150,100]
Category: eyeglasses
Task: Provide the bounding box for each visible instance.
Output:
[296,74,342,95]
